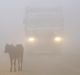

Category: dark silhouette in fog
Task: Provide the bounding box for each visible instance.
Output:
[5,44,24,72]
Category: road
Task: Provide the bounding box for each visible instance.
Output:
[0,54,80,75]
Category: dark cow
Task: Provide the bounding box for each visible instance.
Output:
[5,44,24,72]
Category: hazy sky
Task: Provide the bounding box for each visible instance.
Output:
[64,0,80,54]
[0,0,80,56]
[0,0,62,50]
[0,0,80,73]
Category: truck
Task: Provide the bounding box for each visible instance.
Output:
[24,7,64,56]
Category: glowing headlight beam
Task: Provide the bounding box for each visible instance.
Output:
[54,37,62,42]
[28,37,35,43]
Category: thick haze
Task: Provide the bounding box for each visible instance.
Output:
[64,0,80,54]
[0,0,62,50]
[0,0,79,54]
[0,0,80,73]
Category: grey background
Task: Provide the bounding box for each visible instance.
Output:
[0,0,80,74]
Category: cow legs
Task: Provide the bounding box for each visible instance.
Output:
[20,59,23,71]
[14,58,16,72]
[10,59,13,72]
[18,58,23,71]
[18,59,20,71]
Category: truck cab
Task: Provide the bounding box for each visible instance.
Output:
[24,7,64,55]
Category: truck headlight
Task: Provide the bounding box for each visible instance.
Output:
[28,37,35,43]
[54,36,63,43]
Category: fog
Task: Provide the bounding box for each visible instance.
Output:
[0,0,80,75]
